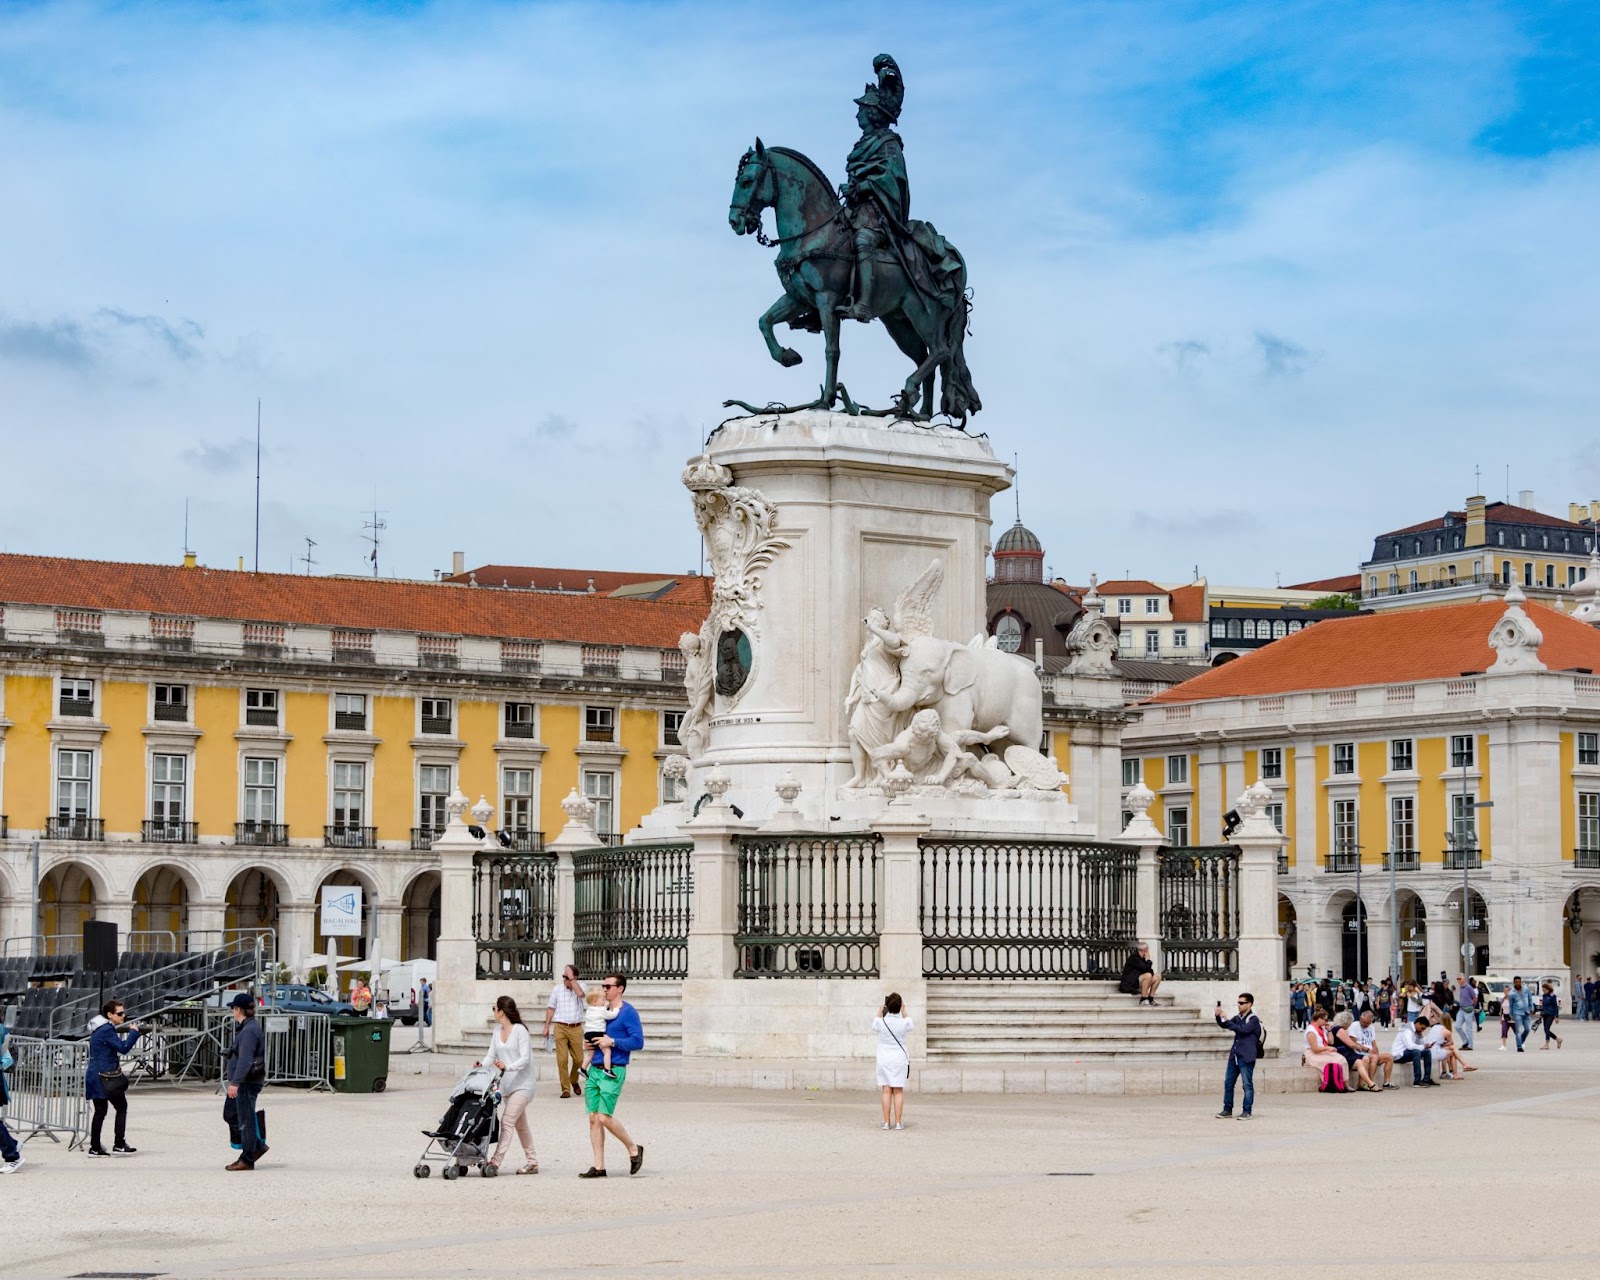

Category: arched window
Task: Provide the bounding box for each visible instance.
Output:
[1226,619,1243,639]
[1242,619,1256,639]
[1368,576,1378,594]
[1272,619,1287,638]
[1288,620,1303,632]
[1388,572,1398,590]
[1497,531,1506,546]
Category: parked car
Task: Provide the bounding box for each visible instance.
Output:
[259,984,359,1017]
[1477,974,1562,1016]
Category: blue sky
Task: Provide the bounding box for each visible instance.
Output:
[0,0,1596,586]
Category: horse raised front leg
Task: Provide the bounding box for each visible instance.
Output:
[759,294,804,368]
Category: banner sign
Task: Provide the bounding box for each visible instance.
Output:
[320,885,363,937]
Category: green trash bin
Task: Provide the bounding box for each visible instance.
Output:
[329,1016,393,1093]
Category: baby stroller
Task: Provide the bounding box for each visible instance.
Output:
[414,1064,501,1179]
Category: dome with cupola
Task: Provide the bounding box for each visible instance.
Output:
[993,519,1044,584]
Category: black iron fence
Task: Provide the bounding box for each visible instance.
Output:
[735,835,880,978]
[573,842,693,980]
[472,851,557,981]
[919,839,1137,978]
[1157,844,1240,980]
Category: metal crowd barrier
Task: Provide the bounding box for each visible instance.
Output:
[4,1035,90,1149]
[259,1009,333,1091]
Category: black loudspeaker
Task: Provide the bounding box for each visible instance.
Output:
[83,919,118,973]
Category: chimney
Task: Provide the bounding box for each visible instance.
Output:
[182,551,198,569]
[1464,494,1487,548]
[1518,489,1536,511]
[451,551,465,576]
[1571,503,1587,523]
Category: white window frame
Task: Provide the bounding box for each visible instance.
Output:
[1167,805,1190,847]
[1579,791,1600,851]
[1165,754,1189,786]
[503,701,537,738]
[502,767,538,835]
[1260,747,1284,781]
[1450,734,1475,769]
[662,710,684,748]
[152,683,190,722]
[1333,798,1359,855]
[1390,795,1415,853]
[1265,802,1285,834]
[331,760,369,829]
[149,751,189,825]
[1144,597,1161,615]
[1580,732,1600,767]
[1172,628,1187,649]
[583,769,617,837]
[1450,792,1479,849]
[55,747,95,819]
[333,692,368,732]
[1332,742,1356,776]
[58,677,96,718]
[1121,758,1142,787]
[419,697,454,736]
[1116,598,1132,615]
[242,756,280,825]
[1389,738,1414,773]
[244,687,280,728]
[417,763,453,831]
[584,705,616,744]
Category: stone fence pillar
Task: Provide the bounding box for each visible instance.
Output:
[546,788,604,980]
[1116,781,1165,953]
[431,789,482,1049]
[876,801,932,1057]
[684,767,751,982]
[1229,781,1288,1041]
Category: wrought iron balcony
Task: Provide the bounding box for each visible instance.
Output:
[1578,848,1600,870]
[47,816,104,841]
[236,821,288,846]
[419,716,453,736]
[152,701,189,723]
[333,711,368,731]
[500,829,544,852]
[503,719,536,739]
[1443,849,1482,870]
[325,823,376,849]
[1324,849,1361,873]
[142,820,197,844]
[1383,850,1420,872]
[245,708,279,728]
[58,697,95,717]
[411,825,443,850]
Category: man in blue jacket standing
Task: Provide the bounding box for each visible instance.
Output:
[224,993,268,1171]
[1214,992,1262,1120]
[579,973,644,1179]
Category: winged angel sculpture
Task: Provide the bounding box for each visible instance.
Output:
[845,560,1065,793]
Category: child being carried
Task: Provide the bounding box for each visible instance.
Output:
[580,989,619,1079]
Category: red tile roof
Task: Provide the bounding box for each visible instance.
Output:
[1285,574,1361,593]
[0,553,709,648]
[1377,502,1590,540]
[1151,598,1600,703]
[1168,583,1206,623]
[1098,580,1165,596]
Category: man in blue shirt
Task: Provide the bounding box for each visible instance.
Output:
[1504,977,1535,1052]
[579,973,645,1179]
[1213,993,1262,1120]
[1454,974,1477,1050]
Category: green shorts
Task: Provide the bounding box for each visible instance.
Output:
[584,1064,627,1115]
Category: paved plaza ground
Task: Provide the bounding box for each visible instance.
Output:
[6,1023,1600,1280]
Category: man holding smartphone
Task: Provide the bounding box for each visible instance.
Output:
[541,965,586,1099]
[1213,993,1262,1120]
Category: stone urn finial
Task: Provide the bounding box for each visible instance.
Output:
[560,788,596,826]
[704,764,732,806]
[884,761,915,805]
[445,788,470,827]
[470,794,494,828]
[1119,780,1163,841]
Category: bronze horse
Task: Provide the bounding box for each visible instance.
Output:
[726,140,979,424]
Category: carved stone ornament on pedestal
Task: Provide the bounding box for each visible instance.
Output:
[1574,551,1600,628]
[470,795,494,828]
[845,557,1063,797]
[560,788,596,826]
[681,453,790,707]
[1488,582,1546,673]
[1120,781,1163,841]
[1232,779,1279,838]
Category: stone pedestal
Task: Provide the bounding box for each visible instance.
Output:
[430,793,482,1050]
[690,411,1010,819]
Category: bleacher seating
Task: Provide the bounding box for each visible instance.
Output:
[0,941,263,1039]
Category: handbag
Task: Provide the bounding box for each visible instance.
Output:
[98,1069,129,1098]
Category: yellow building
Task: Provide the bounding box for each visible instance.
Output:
[1360,493,1597,611]
[1122,581,1600,985]
[0,553,706,967]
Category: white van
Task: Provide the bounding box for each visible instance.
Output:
[376,959,437,1025]
[1476,973,1562,1016]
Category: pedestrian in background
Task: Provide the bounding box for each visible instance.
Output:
[540,964,586,1099]
[1454,974,1477,1050]
[1538,982,1563,1050]
[224,993,267,1171]
[873,992,914,1130]
[1505,977,1535,1052]
[0,1011,22,1173]
[85,999,140,1157]
[1214,992,1262,1119]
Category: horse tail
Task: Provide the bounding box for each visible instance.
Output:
[939,279,981,425]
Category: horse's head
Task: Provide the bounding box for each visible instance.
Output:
[729,137,773,236]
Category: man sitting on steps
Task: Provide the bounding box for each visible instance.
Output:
[1118,943,1162,1006]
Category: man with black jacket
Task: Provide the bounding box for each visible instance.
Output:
[224,993,268,1171]
[1214,992,1263,1120]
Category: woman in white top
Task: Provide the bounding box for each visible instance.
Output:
[873,992,914,1131]
[485,995,538,1174]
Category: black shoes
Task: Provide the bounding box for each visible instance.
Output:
[87,1146,111,1158]
[630,1145,645,1175]
[578,1167,607,1178]
[113,1142,137,1154]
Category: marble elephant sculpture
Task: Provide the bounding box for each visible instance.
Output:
[878,636,1044,756]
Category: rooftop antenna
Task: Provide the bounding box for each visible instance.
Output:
[1473,464,1481,494]
[1013,452,1021,523]
[362,500,387,577]
[183,498,191,557]
[1505,464,1510,504]
[253,398,262,573]
[300,537,318,575]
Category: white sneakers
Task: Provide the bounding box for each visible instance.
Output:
[0,1155,24,1174]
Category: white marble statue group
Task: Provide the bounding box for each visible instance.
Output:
[845,560,1066,796]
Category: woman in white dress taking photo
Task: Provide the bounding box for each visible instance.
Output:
[873,992,913,1130]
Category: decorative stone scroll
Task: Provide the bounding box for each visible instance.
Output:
[1488,582,1546,674]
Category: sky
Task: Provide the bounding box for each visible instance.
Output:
[1,0,1597,588]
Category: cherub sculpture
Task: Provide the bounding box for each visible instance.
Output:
[869,708,1010,788]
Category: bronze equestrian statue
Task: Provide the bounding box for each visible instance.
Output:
[725,54,981,425]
